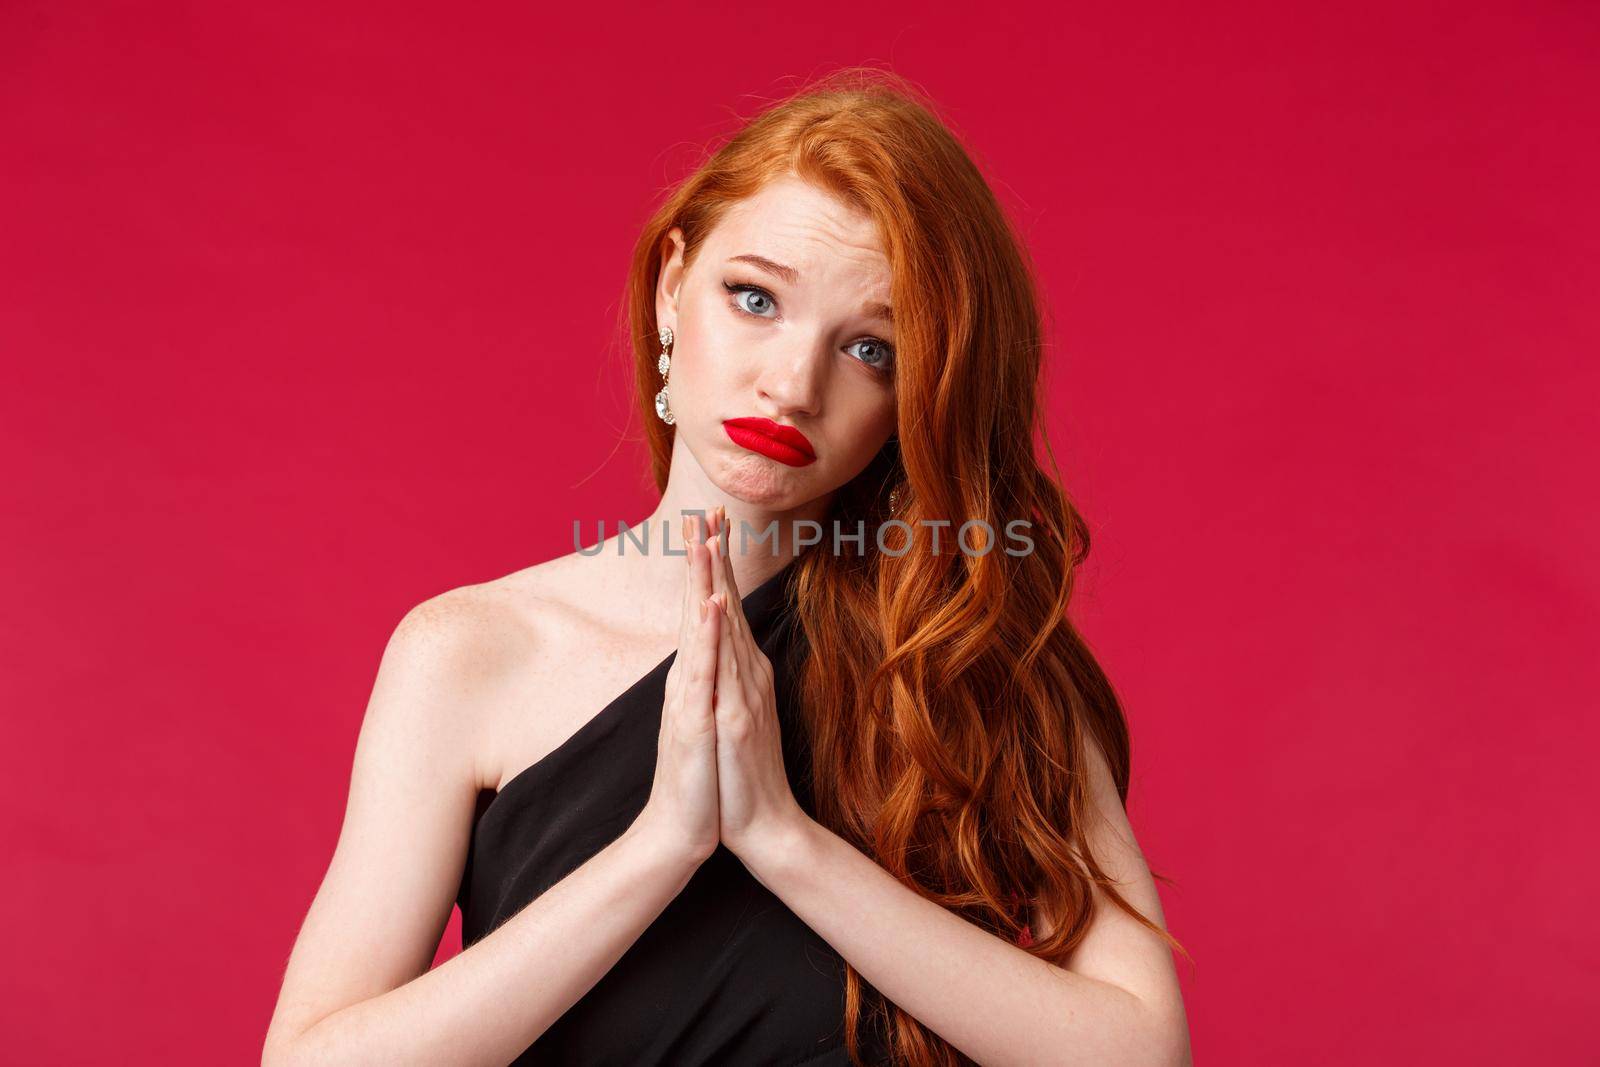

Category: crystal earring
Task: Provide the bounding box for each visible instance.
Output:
[887,483,904,515]
[654,325,676,425]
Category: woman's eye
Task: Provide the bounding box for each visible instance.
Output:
[724,280,894,375]
[724,282,777,318]
[847,338,896,373]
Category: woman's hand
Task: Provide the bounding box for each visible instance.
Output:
[703,505,810,861]
[634,512,724,867]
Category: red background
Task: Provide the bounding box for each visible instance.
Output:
[4,3,1596,1062]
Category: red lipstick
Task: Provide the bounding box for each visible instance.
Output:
[722,417,817,467]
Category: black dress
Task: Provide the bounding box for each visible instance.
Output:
[455,559,893,1065]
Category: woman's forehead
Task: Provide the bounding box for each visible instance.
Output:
[709,181,890,282]
[727,175,878,238]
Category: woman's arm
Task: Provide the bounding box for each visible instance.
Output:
[261,590,706,1067]
[702,515,1190,1066]
[738,733,1191,1067]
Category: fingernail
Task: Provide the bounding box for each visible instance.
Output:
[699,596,708,623]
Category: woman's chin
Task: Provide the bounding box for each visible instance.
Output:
[713,458,813,507]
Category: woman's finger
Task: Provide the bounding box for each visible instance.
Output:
[714,581,740,690]
[666,513,694,704]
[704,507,755,679]
[716,558,758,689]
[714,509,765,690]
[676,513,696,642]
[708,512,756,668]
[691,512,723,692]
[688,512,713,624]
[706,515,727,615]
[716,518,750,644]
[689,590,723,721]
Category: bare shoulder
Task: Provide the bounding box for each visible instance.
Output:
[369,560,568,792]
[380,548,638,794]
[386,577,535,679]
[386,548,608,670]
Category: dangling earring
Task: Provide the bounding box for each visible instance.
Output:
[887,482,904,516]
[654,325,676,425]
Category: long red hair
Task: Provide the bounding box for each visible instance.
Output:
[622,67,1187,1066]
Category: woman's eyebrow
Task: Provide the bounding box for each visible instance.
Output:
[728,253,798,285]
[729,253,894,324]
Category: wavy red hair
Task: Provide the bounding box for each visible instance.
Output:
[622,67,1188,1066]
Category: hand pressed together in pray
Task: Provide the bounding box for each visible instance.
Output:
[642,505,809,868]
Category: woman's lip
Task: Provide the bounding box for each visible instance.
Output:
[723,417,817,466]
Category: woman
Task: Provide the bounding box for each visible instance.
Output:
[265,69,1191,1067]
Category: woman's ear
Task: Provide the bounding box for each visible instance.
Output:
[655,226,687,323]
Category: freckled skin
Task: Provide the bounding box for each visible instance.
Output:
[655,173,898,519]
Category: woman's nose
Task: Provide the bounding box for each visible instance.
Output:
[754,338,828,415]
